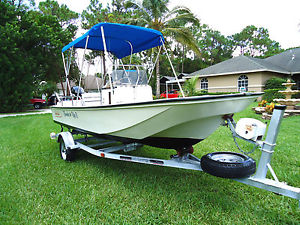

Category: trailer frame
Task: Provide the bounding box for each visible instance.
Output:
[54,105,300,207]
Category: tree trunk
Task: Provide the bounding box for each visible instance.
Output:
[156,56,160,98]
[181,45,185,73]
[59,75,65,96]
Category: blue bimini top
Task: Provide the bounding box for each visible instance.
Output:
[62,23,165,59]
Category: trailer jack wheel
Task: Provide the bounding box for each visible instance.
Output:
[59,137,76,161]
[201,152,256,178]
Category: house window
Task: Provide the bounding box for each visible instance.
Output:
[238,75,248,91]
[201,78,208,90]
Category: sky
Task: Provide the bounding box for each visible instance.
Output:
[35,0,300,49]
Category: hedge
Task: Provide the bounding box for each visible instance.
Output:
[262,89,285,102]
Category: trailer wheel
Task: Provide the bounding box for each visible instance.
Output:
[34,103,42,109]
[201,152,256,178]
[59,137,75,161]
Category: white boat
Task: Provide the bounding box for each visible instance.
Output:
[51,23,261,151]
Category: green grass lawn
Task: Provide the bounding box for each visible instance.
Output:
[0,104,299,224]
[0,110,40,115]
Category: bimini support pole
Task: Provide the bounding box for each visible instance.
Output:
[77,35,90,104]
[101,26,113,96]
[126,40,134,67]
[66,47,73,96]
[162,40,185,98]
[148,45,162,83]
[62,53,69,94]
[254,105,286,179]
[62,52,68,96]
[61,47,73,97]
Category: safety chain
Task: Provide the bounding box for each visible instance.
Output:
[231,131,259,155]
[232,135,259,155]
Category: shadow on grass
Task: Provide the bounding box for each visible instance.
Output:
[1,112,299,224]
[67,146,297,224]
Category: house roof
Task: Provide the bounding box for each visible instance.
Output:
[265,48,300,74]
[187,55,289,78]
[187,48,300,78]
[160,74,186,83]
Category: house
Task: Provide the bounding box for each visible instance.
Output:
[160,73,187,92]
[186,48,300,92]
[56,75,103,95]
[56,80,76,96]
[82,75,103,92]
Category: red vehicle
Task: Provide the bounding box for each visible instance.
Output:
[160,90,179,98]
[30,95,58,109]
[30,98,47,109]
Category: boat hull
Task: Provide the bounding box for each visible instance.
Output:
[51,93,261,149]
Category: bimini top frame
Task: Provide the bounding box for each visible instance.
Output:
[61,22,185,99]
[62,23,165,59]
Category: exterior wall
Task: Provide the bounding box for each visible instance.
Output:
[259,71,286,86]
[196,72,286,93]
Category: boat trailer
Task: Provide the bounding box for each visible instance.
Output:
[52,105,300,207]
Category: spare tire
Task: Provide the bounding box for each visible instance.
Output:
[201,152,256,178]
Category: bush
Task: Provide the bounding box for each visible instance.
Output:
[262,89,285,102]
[183,77,198,96]
[33,82,58,98]
[292,92,300,99]
[264,77,286,90]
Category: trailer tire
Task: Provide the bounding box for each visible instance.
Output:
[201,152,256,178]
[34,103,42,109]
[59,137,75,161]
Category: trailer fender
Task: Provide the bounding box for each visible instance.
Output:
[57,132,77,150]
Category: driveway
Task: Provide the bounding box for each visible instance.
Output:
[0,109,51,118]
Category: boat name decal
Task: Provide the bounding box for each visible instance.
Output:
[54,112,62,118]
[63,111,78,119]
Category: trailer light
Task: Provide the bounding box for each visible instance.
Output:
[100,153,105,158]
[50,132,57,140]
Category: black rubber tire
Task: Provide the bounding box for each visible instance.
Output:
[59,137,75,161]
[201,152,256,178]
[34,103,42,109]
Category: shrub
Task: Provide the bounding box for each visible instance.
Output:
[264,77,286,90]
[292,92,300,99]
[33,82,58,98]
[199,91,239,96]
[262,89,285,102]
[183,77,198,96]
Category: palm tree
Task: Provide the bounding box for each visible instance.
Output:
[125,0,201,97]
[183,76,199,96]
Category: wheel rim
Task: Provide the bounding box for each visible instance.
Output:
[211,153,245,163]
[60,141,67,160]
